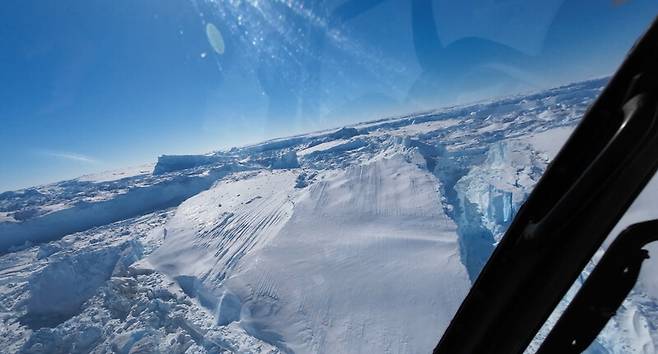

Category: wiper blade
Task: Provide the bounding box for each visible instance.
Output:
[434,15,658,354]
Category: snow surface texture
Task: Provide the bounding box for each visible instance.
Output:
[1,78,657,353]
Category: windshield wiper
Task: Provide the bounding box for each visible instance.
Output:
[434,15,658,354]
[537,219,658,353]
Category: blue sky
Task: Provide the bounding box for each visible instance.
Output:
[1,0,657,191]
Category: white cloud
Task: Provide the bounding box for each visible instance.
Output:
[34,149,100,164]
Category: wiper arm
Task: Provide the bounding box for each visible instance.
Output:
[537,219,658,354]
[434,15,658,354]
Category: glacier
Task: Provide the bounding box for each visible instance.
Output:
[1,77,658,353]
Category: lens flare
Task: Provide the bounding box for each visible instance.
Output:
[206,23,225,54]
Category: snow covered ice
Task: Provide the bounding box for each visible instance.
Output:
[1,78,658,353]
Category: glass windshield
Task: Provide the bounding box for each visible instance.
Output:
[1,1,657,353]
